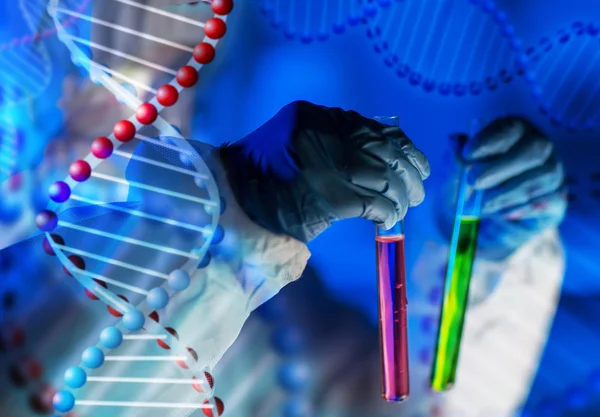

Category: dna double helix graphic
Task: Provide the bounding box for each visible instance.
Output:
[34,0,233,415]
[365,0,529,96]
[260,0,385,43]
[261,0,600,131]
[366,1,600,131]
[526,21,600,131]
[0,116,23,183]
[0,0,95,108]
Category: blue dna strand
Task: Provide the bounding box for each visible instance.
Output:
[260,0,385,43]
[365,0,529,96]
[0,115,23,183]
[38,0,234,415]
[0,0,57,108]
[525,22,600,131]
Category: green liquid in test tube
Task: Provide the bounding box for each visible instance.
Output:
[431,119,484,392]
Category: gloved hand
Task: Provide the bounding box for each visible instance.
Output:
[219,100,431,242]
[441,117,567,261]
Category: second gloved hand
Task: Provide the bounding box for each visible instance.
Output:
[446,117,568,261]
[219,101,431,242]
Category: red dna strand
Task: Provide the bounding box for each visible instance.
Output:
[37,0,234,415]
[365,0,530,96]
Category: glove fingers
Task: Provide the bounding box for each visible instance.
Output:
[379,127,431,180]
[463,117,526,160]
[358,135,427,207]
[469,135,554,190]
[478,216,532,255]
[479,192,565,254]
[346,151,423,210]
[388,153,426,207]
[481,154,564,214]
[498,186,568,224]
[329,180,403,229]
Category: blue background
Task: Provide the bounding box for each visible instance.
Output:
[2,0,600,415]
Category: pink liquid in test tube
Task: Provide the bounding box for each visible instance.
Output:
[376,225,409,402]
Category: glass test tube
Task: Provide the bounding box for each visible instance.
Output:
[431,119,484,392]
[373,116,410,402]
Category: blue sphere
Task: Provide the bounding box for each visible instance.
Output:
[123,309,145,331]
[197,251,211,268]
[168,269,191,291]
[210,225,225,245]
[501,24,515,37]
[53,390,75,413]
[64,366,87,388]
[282,397,312,417]
[205,197,226,216]
[272,326,305,355]
[278,361,310,392]
[532,86,543,98]
[82,346,104,369]
[482,0,495,12]
[100,326,123,349]
[179,152,193,167]
[49,181,71,203]
[147,288,169,310]
[36,210,58,232]
[566,388,588,409]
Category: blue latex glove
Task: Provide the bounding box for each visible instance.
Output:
[219,101,431,242]
[453,117,568,261]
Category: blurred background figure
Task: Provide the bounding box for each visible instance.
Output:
[1,0,600,417]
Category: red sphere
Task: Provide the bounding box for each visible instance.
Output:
[202,397,224,417]
[176,66,198,88]
[113,120,136,142]
[85,279,108,300]
[193,42,215,64]
[91,137,114,159]
[5,327,25,348]
[211,0,233,15]
[156,85,179,107]
[69,160,92,182]
[29,383,56,414]
[204,18,227,39]
[107,295,129,317]
[136,103,158,125]
[176,347,198,369]
[192,372,214,393]
[42,234,65,256]
[148,311,160,322]
[157,327,179,350]
[23,357,43,380]
[63,255,86,277]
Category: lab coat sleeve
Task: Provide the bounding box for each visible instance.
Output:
[159,149,312,368]
[443,227,565,417]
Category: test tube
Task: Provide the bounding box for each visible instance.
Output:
[430,119,484,392]
[373,116,410,402]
